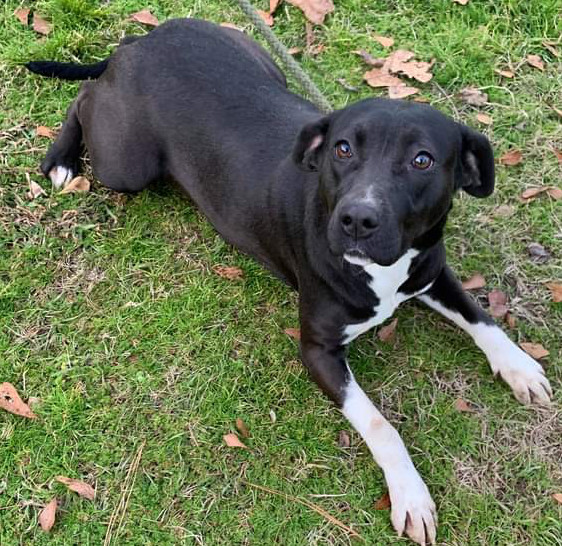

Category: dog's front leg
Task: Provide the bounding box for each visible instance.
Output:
[299,306,437,545]
[418,265,552,405]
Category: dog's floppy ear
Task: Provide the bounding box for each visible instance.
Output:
[293,115,331,171]
[457,125,495,197]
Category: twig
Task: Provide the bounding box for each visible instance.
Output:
[242,480,364,541]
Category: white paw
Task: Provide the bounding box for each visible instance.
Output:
[49,166,74,189]
[387,470,437,545]
[491,347,552,405]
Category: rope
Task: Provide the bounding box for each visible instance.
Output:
[232,0,332,113]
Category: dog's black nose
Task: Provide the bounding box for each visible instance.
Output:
[339,204,379,239]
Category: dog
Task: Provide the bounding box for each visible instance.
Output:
[27,18,552,545]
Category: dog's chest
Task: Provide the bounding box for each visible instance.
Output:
[342,249,421,344]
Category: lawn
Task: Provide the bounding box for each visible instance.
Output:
[1,0,561,544]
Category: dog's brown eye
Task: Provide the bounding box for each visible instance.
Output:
[412,152,434,170]
[335,141,353,159]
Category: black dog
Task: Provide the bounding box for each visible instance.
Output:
[27,18,552,545]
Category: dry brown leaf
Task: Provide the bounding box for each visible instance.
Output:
[257,9,274,26]
[270,0,282,14]
[542,41,559,57]
[56,476,96,500]
[494,68,515,78]
[462,273,486,290]
[212,265,243,280]
[59,176,90,194]
[505,313,517,329]
[546,186,562,200]
[223,432,248,449]
[380,49,434,83]
[378,318,398,342]
[220,22,243,31]
[0,383,37,419]
[129,9,159,27]
[284,328,301,340]
[493,204,515,217]
[388,85,419,99]
[354,50,385,67]
[519,342,549,360]
[235,418,250,438]
[553,493,562,504]
[36,125,55,139]
[337,430,350,448]
[488,290,508,319]
[374,492,391,510]
[498,149,523,166]
[288,46,303,55]
[27,179,46,200]
[14,8,30,25]
[459,87,488,106]
[476,113,493,125]
[454,398,476,413]
[526,54,544,71]
[546,283,562,303]
[373,35,394,48]
[33,15,52,35]
[553,149,562,163]
[39,498,57,532]
[286,0,334,25]
[364,68,403,88]
[520,186,548,201]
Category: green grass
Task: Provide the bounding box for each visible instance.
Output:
[1,0,561,544]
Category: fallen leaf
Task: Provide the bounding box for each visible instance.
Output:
[235,418,250,438]
[520,186,548,201]
[27,178,46,200]
[36,125,55,139]
[494,68,515,78]
[493,204,515,217]
[383,49,434,83]
[546,283,562,303]
[476,113,493,125]
[488,290,508,319]
[553,493,562,504]
[364,68,403,88]
[270,0,282,14]
[413,96,430,103]
[59,176,90,194]
[519,342,549,360]
[223,432,248,449]
[14,8,30,25]
[459,87,488,106]
[288,46,303,55]
[462,273,486,290]
[212,265,243,280]
[454,398,476,413]
[354,50,385,67]
[388,85,419,99]
[308,43,325,56]
[0,383,37,419]
[284,328,301,340]
[527,242,551,263]
[526,54,544,71]
[542,41,559,58]
[129,9,159,27]
[377,318,398,342]
[33,15,52,35]
[498,149,523,166]
[39,498,57,532]
[220,22,243,31]
[286,0,334,25]
[56,476,96,500]
[373,35,394,48]
[546,187,562,200]
[505,313,517,329]
[337,430,350,448]
[257,9,274,26]
[374,492,391,510]
[269,409,277,423]
[553,149,562,163]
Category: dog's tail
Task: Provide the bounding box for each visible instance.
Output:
[25,59,109,81]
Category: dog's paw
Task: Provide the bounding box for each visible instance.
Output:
[492,347,552,405]
[48,166,74,189]
[388,472,437,545]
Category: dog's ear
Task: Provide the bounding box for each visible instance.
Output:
[293,116,331,171]
[457,125,495,197]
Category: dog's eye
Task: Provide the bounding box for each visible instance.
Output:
[412,152,434,170]
[335,141,353,159]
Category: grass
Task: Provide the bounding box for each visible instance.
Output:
[1,0,561,544]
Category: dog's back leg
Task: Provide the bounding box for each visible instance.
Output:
[41,94,84,189]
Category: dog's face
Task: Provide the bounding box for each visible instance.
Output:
[293,99,495,266]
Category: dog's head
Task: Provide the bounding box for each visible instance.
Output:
[293,98,494,266]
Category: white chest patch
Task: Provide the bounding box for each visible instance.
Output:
[342,249,430,344]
